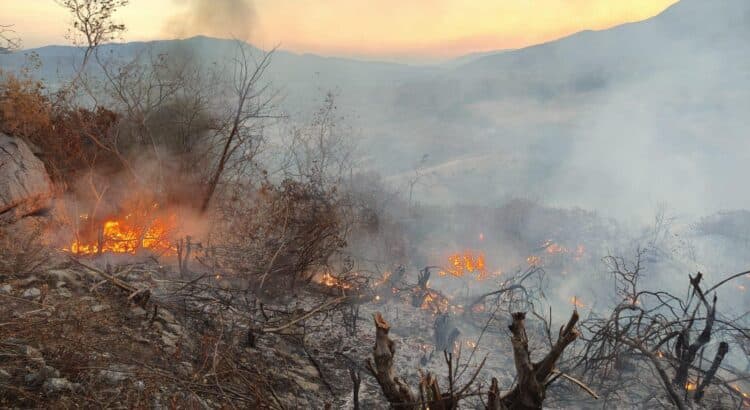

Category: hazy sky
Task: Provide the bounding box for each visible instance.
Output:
[3,0,678,62]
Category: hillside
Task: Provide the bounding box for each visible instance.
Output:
[2,0,748,218]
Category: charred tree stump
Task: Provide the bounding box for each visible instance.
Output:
[369,311,581,410]
[433,313,460,357]
[411,267,431,308]
[488,311,580,410]
[366,313,418,409]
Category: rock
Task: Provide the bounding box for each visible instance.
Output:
[0,284,11,294]
[25,365,59,386]
[23,345,46,365]
[130,306,147,316]
[18,275,39,286]
[157,309,176,324]
[46,269,81,286]
[91,304,110,313]
[176,362,193,378]
[56,287,72,298]
[167,323,183,335]
[42,377,80,395]
[99,365,133,385]
[161,332,179,348]
[296,364,320,379]
[22,287,41,299]
[290,373,321,391]
[0,134,53,225]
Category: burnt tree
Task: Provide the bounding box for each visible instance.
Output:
[368,310,581,410]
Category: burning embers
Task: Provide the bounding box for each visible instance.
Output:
[439,250,497,280]
[64,203,178,256]
[526,240,587,267]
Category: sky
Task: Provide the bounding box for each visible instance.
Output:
[3,0,679,63]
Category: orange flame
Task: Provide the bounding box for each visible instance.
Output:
[570,296,585,308]
[66,209,177,255]
[442,250,487,279]
[317,272,352,289]
[420,290,450,314]
[685,381,697,391]
[527,255,542,266]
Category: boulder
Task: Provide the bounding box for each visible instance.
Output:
[0,134,53,225]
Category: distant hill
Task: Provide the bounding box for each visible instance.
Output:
[2,0,748,219]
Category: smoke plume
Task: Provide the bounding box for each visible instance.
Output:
[165,0,256,41]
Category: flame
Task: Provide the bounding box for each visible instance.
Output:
[574,244,586,260]
[420,290,450,314]
[685,381,697,391]
[379,271,392,285]
[442,250,487,279]
[569,296,585,308]
[544,240,567,254]
[317,272,352,289]
[527,255,542,266]
[66,209,177,255]
[731,384,750,402]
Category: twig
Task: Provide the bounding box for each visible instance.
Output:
[260,296,347,333]
[548,369,599,400]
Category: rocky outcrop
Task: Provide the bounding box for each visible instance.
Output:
[0,133,53,225]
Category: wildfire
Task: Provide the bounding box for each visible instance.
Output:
[66,210,177,255]
[527,255,542,266]
[685,381,697,391]
[377,271,392,286]
[440,250,487,279]
[544,240,567,254]
[317,272,352,290]
[574,244,586,260]
[731,384,750,403]
[569,296,585,309]
[420,290,450,314]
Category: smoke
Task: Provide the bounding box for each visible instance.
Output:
[165,0,256,41]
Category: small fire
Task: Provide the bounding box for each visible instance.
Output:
[569,296,585,308]
[685,381,697,391]
[731,384,750,403]
[471,303,485,313]
[420,290,450,314]
[377,271,392,286]
[656,351,664,358]
[527,255,542,266]
[544,240,567,254]
[574,244,586,260]
[66,209,177,255]
[317,272,352,289]
[465,340,477,349]
[441,250,487,280]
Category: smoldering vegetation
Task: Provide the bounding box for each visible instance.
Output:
[0,0,749,408]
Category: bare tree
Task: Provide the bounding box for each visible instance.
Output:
[57,0,129,70]
[0,24,21,53]
[574,249,749,408]
[368,310,582,410]
[200,43,278,213]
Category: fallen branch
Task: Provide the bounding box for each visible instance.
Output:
[260,296,347,333]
